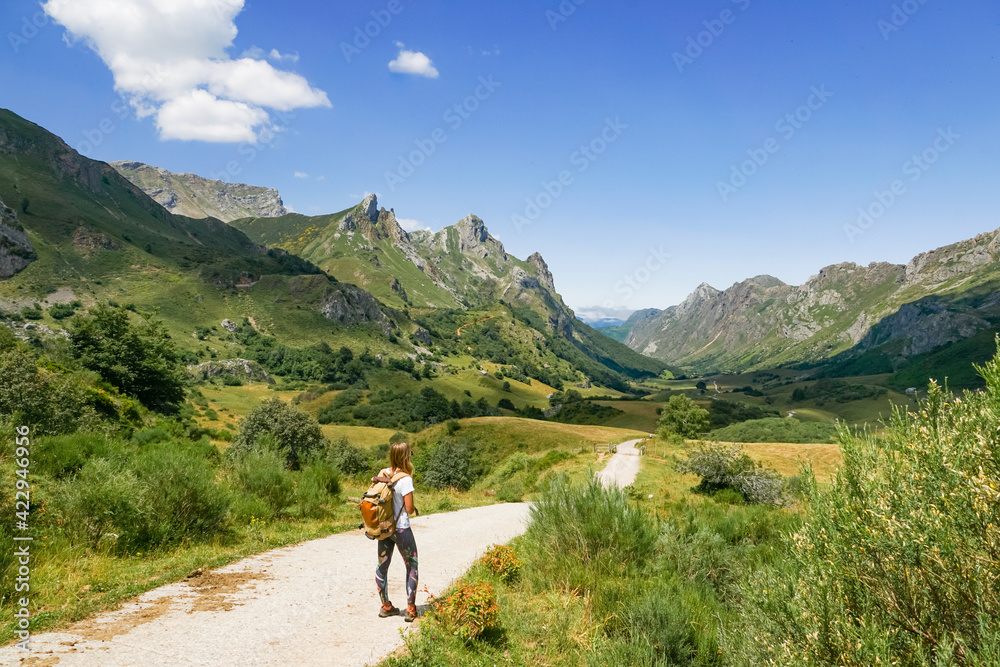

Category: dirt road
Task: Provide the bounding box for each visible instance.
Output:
[595,439,643,489]
[2,448,643,667]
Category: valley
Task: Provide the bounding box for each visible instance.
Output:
[1,106,997,666]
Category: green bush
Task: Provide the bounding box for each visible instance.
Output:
[420,439,481,490]
[230,397,327,469]
[32,432,127,480]
[230,441,296,515]
[727,364,1000,666]
[48,301,82,320]
[295,458,340,518]
[524,474,658,592]
[53,458,151,549]
[230,492,274,524]
[0,347,102,435]
[68,305,187,411]
[132,444,230,544]
[326,436,371,476]
[675,442,786,506]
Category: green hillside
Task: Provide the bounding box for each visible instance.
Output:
[0,109,663,413]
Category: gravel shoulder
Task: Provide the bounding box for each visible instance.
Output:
[3,445,644,667]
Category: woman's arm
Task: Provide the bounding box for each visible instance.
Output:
[403,492,418,517]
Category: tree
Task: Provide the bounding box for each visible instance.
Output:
[20,197,29,214]
[69,305,186,411]
[791,387,806,402]
[696,380,707,393]
[231,397,327,469]
[657,394,709,439]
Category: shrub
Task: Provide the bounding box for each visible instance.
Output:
[53,458,151,549]
[675,442,786,506]
[0,347,100,435]
[445,419,461,435]
[727,362,1000,666]
[420,439,480,490]
[480,544,522,583]
[296,458,340,518]
[326,436,371,476]
[32,432,127,480]
[433,581,500,641]
[48,301,81,320]
[132,443,230,544]
[524,474,658,591]
[231,397,327,469]
[230,441,296,515]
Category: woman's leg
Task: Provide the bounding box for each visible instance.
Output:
[375,536,395,604]
[394,528,419,608]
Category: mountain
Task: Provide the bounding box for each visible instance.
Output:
[626,235,1000,383]
[596,308,662,343]
[0,108,662,395]
[232,196,552,310]
[111,161,287,223]
[231,194,667,384]
[0,109,397,348]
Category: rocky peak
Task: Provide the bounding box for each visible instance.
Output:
[747,274,786,289]
[361,193,379,222]
[454,214,507,260]
[527,252,557,292]
[686,282,720,304]
[376,207,410,244]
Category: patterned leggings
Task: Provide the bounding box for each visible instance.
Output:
[376,527,419,607]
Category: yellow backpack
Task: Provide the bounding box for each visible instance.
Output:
[359,470,408,540]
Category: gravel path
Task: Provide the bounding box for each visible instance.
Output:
[595,439,643,489]
[3,448,643,667]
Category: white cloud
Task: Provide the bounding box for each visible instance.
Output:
[396,217,431,232]
[241,47,298,63]
[43,0,330,143]
[388,44,439,79]
[269,48,299,63]
[315,175,326,181]
[294,171,309,179]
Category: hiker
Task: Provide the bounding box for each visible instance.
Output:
[374,441,420,622]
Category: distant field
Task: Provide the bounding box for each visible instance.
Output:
[634,437,843,507]
[591,400,660,432]
[736,441,842,482]
[418,416,646,462]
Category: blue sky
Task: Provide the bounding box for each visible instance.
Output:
[3,0,1000,318]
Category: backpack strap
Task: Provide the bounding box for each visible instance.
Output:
[389,470,411,524]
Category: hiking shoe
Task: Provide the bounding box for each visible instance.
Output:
[379,603,399,618]
[404,606,418,623]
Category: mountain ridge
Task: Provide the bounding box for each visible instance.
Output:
[626,229,1000,379]
[112,160,288,223]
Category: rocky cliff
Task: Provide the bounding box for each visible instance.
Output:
[0,197,35,279]
[111,161,287,223]
[627,229,1000,373]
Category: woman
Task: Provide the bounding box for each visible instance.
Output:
[374,441,419,622]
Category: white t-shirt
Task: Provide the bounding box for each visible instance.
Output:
[386,472,414,531]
